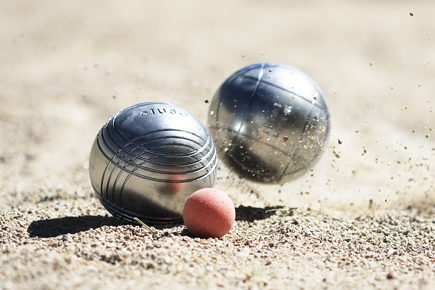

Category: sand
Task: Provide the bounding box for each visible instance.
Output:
[1,1,435,289]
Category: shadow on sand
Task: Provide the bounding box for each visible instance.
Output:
[27,215,126,238]
[27,205,282,238]
[235,205,282,222]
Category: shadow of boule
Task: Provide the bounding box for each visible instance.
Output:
[27,215,126,238]
[235,205,283,222]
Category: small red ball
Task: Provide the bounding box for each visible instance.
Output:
[183,188,235,238]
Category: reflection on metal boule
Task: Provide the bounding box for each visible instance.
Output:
[208,62,330,184]
[89,102,217,224]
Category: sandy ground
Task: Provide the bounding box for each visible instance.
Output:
[1,1,435,289]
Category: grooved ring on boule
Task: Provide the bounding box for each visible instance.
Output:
[207,62,331,184]
[89,102,218,224]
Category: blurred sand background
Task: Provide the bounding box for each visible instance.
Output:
[1,1,435,289]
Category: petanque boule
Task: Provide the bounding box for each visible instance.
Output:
[208,62,330,184]
[89,102,218,225]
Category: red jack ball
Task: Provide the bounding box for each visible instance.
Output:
[183,188,235,238]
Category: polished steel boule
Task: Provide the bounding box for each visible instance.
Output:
[89,102,217,224]
[208,62,330,184]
